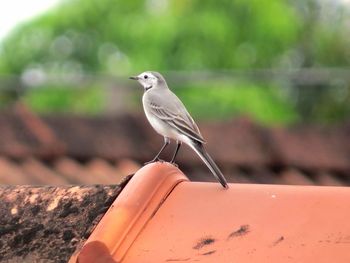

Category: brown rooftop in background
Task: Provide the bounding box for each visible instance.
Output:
[0,103,350,186]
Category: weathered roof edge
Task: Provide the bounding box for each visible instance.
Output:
[70,163,188,263]
[70,164,350,263]
[0,175,133,262]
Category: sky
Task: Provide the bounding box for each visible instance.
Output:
[0,0,348,41]
[0,0,61,41]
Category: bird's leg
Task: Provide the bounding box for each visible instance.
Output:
[145,137,170,165]
[170,141,182,165]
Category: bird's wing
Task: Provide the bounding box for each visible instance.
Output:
[149,100,206,144]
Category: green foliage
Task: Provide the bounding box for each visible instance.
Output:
[174,82,299,125]
[0,0,349,124]
[0,0,302,74]
[22,85,104,114]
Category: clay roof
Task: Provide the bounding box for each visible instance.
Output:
[0,103,350,186]
[71,163,350,263]
[1,104,350,262]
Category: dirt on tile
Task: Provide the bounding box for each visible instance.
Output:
[0,185,123,263]
[193,236,216,250]
[201,250,216,256]
[228,224,250,239]
[272,236,284,246]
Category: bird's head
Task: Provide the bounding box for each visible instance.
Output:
[129,71,166,91]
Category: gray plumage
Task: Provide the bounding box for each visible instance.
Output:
[130,71,228,189]
[144,84,205,143]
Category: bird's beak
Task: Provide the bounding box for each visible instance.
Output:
[129,76,139,80]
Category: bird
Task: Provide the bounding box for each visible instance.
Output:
[130,71,229,189]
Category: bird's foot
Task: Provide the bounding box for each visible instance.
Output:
[170,161,178,167]
[144,157,165,165]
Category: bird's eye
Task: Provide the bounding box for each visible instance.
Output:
[144,75,148,79]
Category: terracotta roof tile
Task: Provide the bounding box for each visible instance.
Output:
[0,104,65,159]
[0,115,39,158]
[0,106,350,186]
[245,167,278,184]
[72,163,350,263]
[228,170,256,184]
[43,114,149,160]
[179,118,272,166]
[20,158,69,185]
[270,127,350,171]
[115,159,141,176]
[278,168,315,185]
[15,103,62,148]
[86,158,124,184]
[316,172,344,186]
[53,158,99,184]
[0,157,33,184]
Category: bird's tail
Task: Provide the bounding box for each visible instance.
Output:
[190,142,229,189]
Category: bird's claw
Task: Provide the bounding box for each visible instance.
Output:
[170,161,178,167]
[144,157,165,165]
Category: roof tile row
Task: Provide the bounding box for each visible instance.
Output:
[0,103,349,186]
[0,156,140,185]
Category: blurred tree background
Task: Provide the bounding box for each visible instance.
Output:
[0,0,349,125]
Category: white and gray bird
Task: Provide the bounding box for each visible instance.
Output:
[130,71,228,189]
